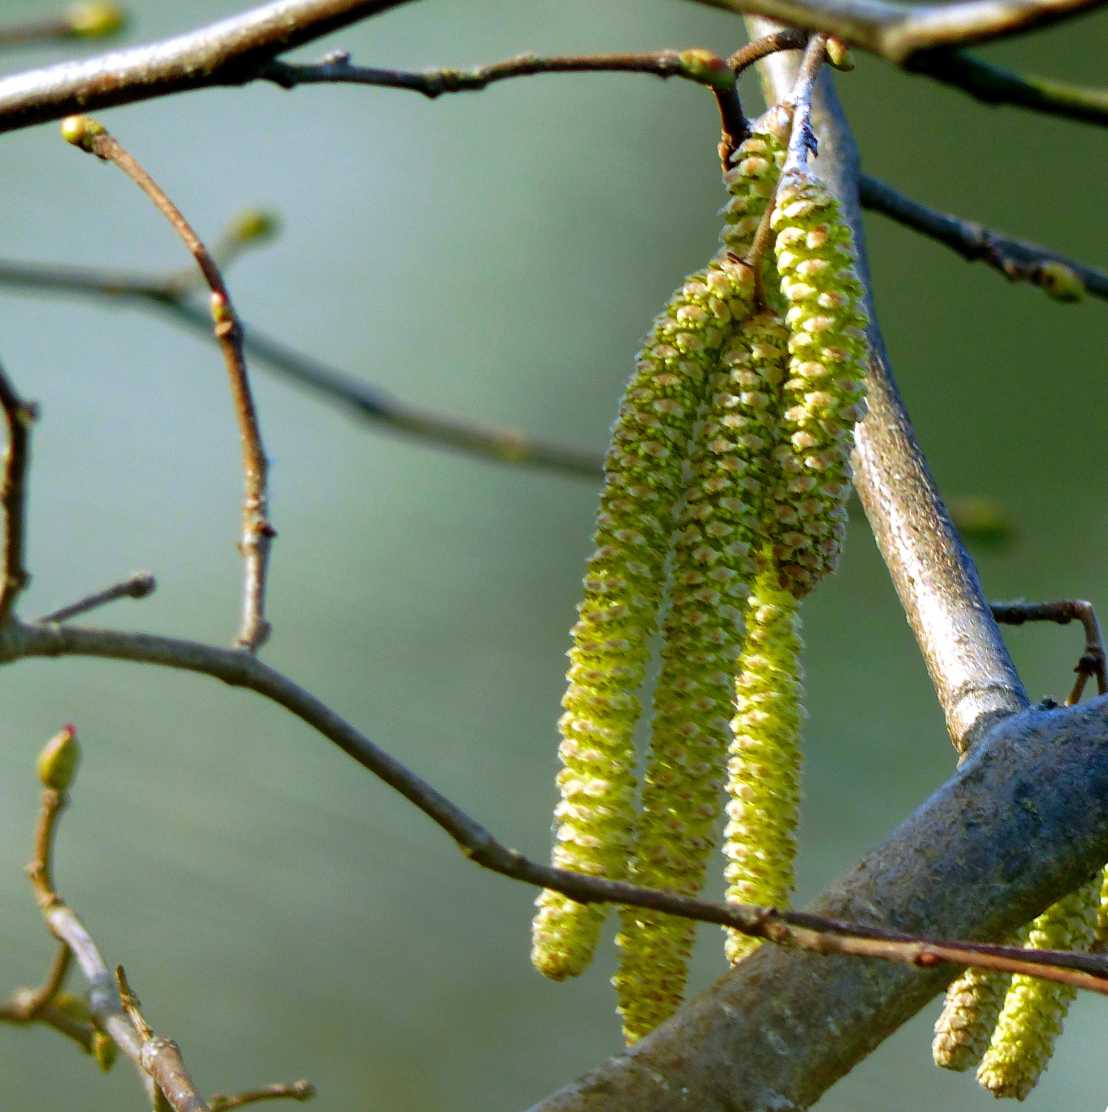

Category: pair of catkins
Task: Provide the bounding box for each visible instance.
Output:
[530,107,869,1044]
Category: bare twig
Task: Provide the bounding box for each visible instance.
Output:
[117,965,211,1112]
[0,943,72,1022]
[689,0,1104,64]
[0,363,34,623]
[908,48,1108,127]
[63,117,274,651]
[209,1081,316,1110]
[859,174,1108,302]
[728,27,809,74]
[261,48,733,96]
[0,257,604,479]
[35,570,156,624]
[5,616,1108,1000]
[992,598,1107,704]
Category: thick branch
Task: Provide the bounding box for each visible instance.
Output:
[691,0,1103,64]
[531,698,1108,1111]
[860,174,1108,301]
[0,0,416,134]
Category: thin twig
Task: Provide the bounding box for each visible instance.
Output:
[208,1081,316,1110]
[63,117,274,651]
[859,173,1108,302]
[909,48,1108,127]
[992,598,1107,704]
[728,27,809,75]
[7,615,1108,998]
[261,48,733,96]
[25,764,160,1105]
[117,965,211,1112]
[688,0,1103,64]
[0,942,72,1022]
[35,570,156,624]
[0,363,35,623]
[0,257,604,479]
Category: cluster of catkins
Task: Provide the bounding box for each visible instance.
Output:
[932,860,1108,1098]
[530,107,870,1045]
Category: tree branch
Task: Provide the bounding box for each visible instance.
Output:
[689,0,1104,64]
[0,258,604,480]
[0,363,34,623]
[908,48,1108,127]
[859,174,1108,301]
[0,0,416,134]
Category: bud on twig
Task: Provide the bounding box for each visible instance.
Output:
[37,725,79,791]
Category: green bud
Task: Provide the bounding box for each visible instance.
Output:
[66,2,127,38]
[37,725,79,791]
[678,49,733,90]
[1036,260,1085,302]
[227,208,280,244]
[977,878,1099,1099]
[92,1029,117,1072]
[824,38,855,70]
[60,115,105,152]
[722,562,803,964]
[532,259,756,982]
[52,991,91,1024]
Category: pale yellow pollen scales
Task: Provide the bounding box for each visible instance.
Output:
[531,256,756,983]
[765,169,869,598]
[722,561,804,965]
[976,877,1100,1099]
[614,315,789,1043]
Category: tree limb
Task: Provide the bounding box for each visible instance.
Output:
[0,0,416,134]
[690,0,1104,64]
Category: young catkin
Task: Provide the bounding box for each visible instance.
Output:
[976,878,1100,1099]
[531,258,756,982]
[722,560,804,964]
[932,934,1023,1072]
[613,314,789,1042]
[768,170,868,598]
[719,112,789,268]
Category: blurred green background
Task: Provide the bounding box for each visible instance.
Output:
[0,1,1103,1109]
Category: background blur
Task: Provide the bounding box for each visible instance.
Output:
[0,2,1103,1109]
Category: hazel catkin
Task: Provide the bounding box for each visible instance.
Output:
[531,258,756,982]
[613,314,789,1041]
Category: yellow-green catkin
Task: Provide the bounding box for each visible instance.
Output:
[933,933,1024,1072]
[722,561,804,964]
[531,257,756,982]
[1094,863,1108,946]
[719,113,789,267]
[613,314,789,1042]
[977,878,1100,1099]
[768,170,868,598]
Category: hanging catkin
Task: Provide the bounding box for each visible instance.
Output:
[976,878,1100,1099]
[767,169,868,598]
[531,258,756,981]
[613,314,789,1041]
[722,561,804,964]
